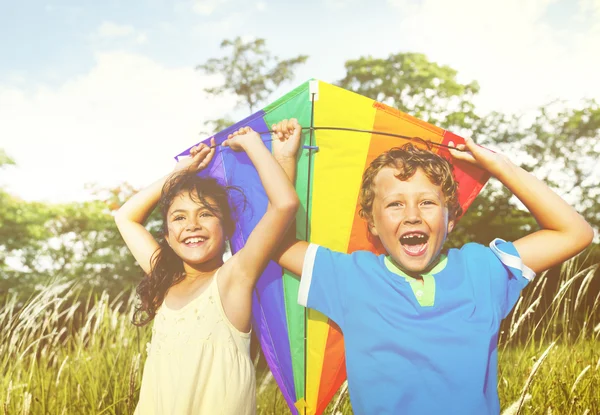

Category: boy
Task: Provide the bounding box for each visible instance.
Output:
[271,119,593,414]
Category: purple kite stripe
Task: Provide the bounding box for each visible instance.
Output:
[176,112,297,411]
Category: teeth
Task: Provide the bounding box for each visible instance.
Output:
[401,233,426,240]
[185,237,206,244]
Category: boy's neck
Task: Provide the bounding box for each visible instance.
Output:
[386,253,447,280]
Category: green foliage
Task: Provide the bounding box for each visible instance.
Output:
[337,52,480,131]
[452,99,600,245]
[197,37,308,113]
[0,149,15,167]
[0,183,162,302]
[199,117,236,135]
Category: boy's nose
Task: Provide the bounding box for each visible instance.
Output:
[403,205,422,224]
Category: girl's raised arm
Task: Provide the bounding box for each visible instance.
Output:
[221,126,300,288]
[114,140,215,274]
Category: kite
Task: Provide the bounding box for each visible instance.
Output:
[175,80,490,415]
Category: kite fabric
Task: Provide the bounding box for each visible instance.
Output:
[175,80,490,415]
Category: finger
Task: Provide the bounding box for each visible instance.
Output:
[290,118,300,132]
[280,119,289,134]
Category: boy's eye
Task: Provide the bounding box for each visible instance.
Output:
[421,200,437,206]
[387,202,403,208]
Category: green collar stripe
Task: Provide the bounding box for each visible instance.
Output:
[384,255,447,307]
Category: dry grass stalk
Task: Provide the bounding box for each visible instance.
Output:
[570,364,591,394]
[515,342,555,415]
[330,380,349,415]
[510,297,541,338]
[501,393,531,415]
[574,266,598,311]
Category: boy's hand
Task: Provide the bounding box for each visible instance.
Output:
[174,137,215,173]
[448,137,509,177]
[223,126,262,152]
[272,118,302,161]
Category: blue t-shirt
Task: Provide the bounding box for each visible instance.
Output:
[298,239,534,415]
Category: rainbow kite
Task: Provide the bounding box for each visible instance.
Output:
[176,80,490,414]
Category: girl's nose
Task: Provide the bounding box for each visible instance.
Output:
[185,219,202,231]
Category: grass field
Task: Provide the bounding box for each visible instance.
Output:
[1,255,598,415]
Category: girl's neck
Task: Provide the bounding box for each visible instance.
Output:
[182,256,223,281]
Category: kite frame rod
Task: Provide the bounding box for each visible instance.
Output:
[208,126,467,152]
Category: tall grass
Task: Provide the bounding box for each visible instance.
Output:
[1,251,599,414]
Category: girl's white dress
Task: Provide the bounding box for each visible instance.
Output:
[135,270,256,414]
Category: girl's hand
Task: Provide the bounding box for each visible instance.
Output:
[222,126,261,152]
[174,137,215,173]
[448,136,509,177]
[272,118,302,160]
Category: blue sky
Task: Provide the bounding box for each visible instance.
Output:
[1,0,599,202]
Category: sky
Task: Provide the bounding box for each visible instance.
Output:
[0,0,599,203]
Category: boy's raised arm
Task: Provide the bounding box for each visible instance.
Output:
[271,119,310,277]
[450,137,594,274]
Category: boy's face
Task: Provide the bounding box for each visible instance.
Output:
[369,167,454,274]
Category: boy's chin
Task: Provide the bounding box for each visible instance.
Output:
[393,251,441,275]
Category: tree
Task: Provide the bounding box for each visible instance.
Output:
[197,37,308,132]
[338,52,480,132]
[448,103,600,248]
[0,179,162,302]
[0,149,15,167]
[337,53,599,247]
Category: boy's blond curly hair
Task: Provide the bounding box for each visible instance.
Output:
[359,143,462,223]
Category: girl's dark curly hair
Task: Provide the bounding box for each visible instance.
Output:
[132,170,239,326]
[359,143,462,223]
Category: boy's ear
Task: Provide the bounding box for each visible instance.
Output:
[368,221,379,236]
[447,220,455,234]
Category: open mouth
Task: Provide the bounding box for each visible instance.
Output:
[183,236,207,246]
[400,232,429,256]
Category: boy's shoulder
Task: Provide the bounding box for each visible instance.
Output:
[315,244,385,271]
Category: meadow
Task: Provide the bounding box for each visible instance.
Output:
[1,253,598,415]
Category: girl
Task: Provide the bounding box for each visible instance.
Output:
[115,122,301,414]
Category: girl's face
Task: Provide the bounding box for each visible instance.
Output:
[166,191,226,272]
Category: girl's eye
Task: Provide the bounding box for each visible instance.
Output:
[199,212,213,218]
[173,216,185,221]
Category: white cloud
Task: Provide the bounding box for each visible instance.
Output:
[0,52,236,202]
[192,0,228,16]
[96,22,136,39]
[387,0,600,114]
[324,0,356,9]
[92,22,147,46]
[256,1,267,11]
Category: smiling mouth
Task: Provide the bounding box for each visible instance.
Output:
[183,237,207,245]
[400,232,429,256]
